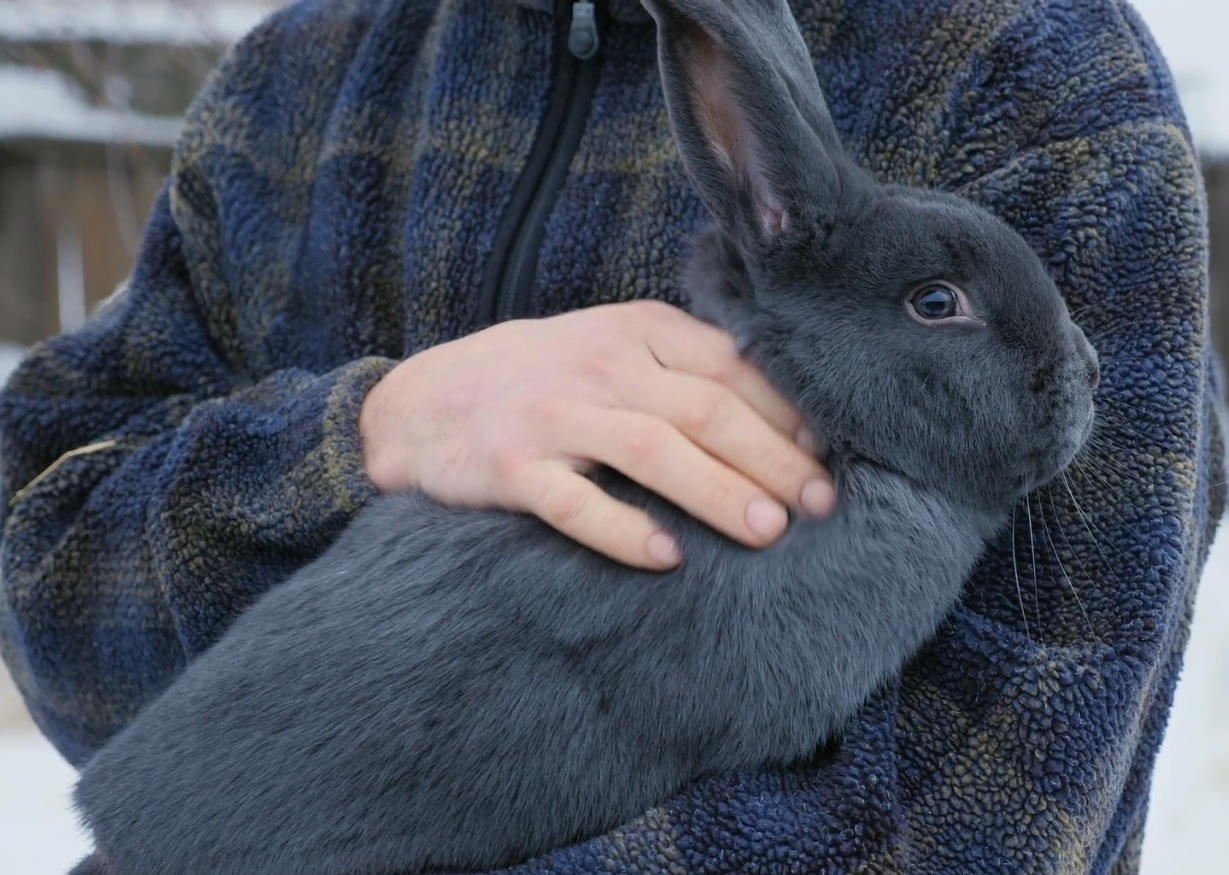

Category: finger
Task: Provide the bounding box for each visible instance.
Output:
[636,305,803,438]
[626,369,834,515]
[563,406,791,548]
[514,462,682,570]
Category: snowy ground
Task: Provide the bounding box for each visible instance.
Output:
[0,733,89,873]
[1142,526,1229,871]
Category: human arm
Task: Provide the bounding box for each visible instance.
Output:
[0,1,405,765]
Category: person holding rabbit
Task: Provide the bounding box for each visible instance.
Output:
[1,1,1223,874]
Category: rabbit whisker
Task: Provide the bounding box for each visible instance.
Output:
[1074,439,1137,484]
[1010,504,1031,639]
[1089,394,1160,423]
[1041,488,1099,642]
[1058,469,1133,571]
[1025,492,1041,635]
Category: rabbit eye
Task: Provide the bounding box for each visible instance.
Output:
[910,284,960,321]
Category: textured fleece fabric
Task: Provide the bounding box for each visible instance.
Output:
[0,0,1224,872]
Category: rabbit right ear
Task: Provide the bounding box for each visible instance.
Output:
[646,0,849,246]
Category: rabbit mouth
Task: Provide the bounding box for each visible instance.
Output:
[1027,408,1096,495]
[1067,399,1098,464]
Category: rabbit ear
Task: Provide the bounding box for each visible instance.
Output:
[646,0,846,243]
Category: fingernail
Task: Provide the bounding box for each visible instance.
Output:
[795,425,821,456]
[801,477,835,516]
[647,531,682,566]
[746,497,788,540]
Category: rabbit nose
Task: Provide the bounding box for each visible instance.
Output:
[1086,359,1100,390]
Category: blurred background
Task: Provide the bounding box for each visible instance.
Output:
[0,0,1225,871]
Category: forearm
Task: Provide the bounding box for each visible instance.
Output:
[0,335,392,763]
[0,179,397,764]
[0,0,418,763]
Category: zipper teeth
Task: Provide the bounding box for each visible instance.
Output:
[498,77,580,322]
[479,1,600,327]
[499,215,544,321]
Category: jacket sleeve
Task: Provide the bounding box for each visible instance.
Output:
[0,0,398,766]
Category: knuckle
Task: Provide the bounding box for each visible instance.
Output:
[489,443,531,481]
[699,478,741,520]
[539,486,589,528]
[679,390,725,437]
[707,337,742,383]
[622,421,669,461]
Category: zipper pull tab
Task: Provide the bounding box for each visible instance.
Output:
[568,2,600,60]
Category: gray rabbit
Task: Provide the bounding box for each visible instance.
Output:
[70,1,1100,873]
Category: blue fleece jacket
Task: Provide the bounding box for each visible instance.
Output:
[1,1,1224,872]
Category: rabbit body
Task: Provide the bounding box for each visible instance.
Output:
[75,463,999,875]
[72,1,1100,873]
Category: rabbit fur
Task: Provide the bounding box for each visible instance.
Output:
[70,1,1100,872]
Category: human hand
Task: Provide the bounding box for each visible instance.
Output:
[358,300,833,569]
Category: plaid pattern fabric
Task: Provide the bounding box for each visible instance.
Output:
[1,1,1224,871]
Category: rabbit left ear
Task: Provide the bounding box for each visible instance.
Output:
[646,0,849,245]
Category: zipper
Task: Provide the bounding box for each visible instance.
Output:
[478,1,603,326]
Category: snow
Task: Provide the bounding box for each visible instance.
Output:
[1130,0,1229,156]
[0,0,275,47]
[0,732,89,874]
[1143,521,1229,871]
[0,1,280,144]
[0,342,25,383]
[0,0,279,145]
[0,65,182,146]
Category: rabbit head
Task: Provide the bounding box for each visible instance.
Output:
[646,0,1099,511]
